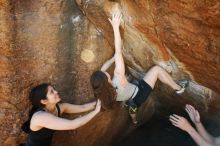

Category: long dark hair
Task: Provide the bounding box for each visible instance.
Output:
[90,71,116,110]
[21,83,50,133]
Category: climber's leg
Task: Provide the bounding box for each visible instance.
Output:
[133,65,186,108]
[143,65,181,90]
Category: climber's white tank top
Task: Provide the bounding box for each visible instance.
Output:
[112,76,139,101]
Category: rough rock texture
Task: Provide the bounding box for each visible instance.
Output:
[0,0,219,146]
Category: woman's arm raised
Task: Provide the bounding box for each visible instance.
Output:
[109,13,126,80]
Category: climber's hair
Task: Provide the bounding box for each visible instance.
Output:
[21,83,50,133]
[90,71,116,110]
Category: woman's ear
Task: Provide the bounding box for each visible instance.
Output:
[40,99,48,105]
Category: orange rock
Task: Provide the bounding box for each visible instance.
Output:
[0,0,219,146]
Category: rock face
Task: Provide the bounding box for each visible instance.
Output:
[0,0,219,146]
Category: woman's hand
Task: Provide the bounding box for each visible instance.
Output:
[108,13,122,29]
[169,114,193,132]
[94,99,101,113]
[185,104,201,124]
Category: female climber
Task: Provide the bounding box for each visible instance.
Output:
[170,104,220,146]
[90,12,188,124]
[20,83,101,146]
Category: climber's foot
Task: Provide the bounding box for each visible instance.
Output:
[176,79,189,94]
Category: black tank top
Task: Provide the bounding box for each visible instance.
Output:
[26,104,61,146]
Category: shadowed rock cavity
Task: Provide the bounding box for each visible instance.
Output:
[0,0,219,146]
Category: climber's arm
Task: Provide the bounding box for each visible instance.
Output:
[113,26,125,78]
[109,13,126,79]
[100,57,115,72]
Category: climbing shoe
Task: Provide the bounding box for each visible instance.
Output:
[176,79,189,94]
